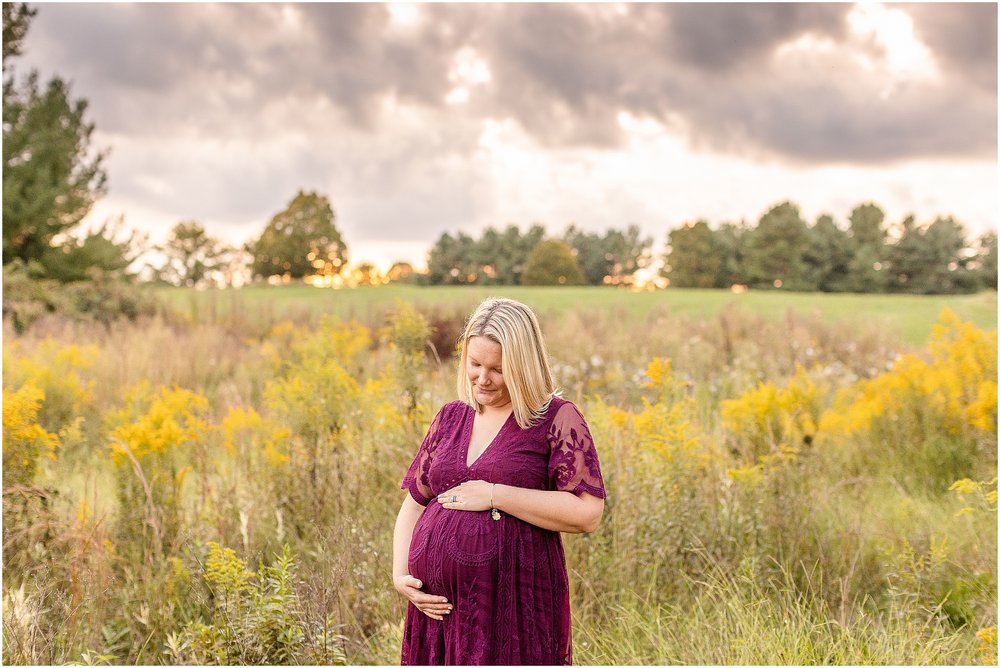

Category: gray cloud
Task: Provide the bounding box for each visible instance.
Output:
[904,2,997,92]
[656,3,849,72]
[464,2,995,160]
[16,2,998,191]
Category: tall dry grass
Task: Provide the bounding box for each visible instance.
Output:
[2,300,996,665]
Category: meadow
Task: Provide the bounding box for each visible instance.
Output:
[3,286,997,665]
[159,284,998,346]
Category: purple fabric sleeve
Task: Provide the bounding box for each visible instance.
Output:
[547,402,607,499]
[401,406,445,505]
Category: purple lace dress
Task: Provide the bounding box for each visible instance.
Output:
[400,396,606,665]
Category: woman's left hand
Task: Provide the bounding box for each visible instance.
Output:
[437,480,493,512]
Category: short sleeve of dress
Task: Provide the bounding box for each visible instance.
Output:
[547,401,606,499]
[400,404,447,505]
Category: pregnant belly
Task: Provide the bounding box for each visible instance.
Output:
[408,504,499,597]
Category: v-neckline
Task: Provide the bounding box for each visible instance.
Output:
[464,405,515,469]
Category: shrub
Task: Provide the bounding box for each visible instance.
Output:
[4,338,99,433]
[521,239,585,285]
[2,261,159,333]
[722,363,826,464]
[2,382,59,486]
[379,302,432,410]
[165,543,347,665]
[105,383,214,557]
[820,310,997,489]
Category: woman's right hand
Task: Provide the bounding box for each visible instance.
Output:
[394,574,452,620]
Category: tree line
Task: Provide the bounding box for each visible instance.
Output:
[423,203,996,293]
[425,224,653,286]
[666,201,997,294]
[149,198,998,293]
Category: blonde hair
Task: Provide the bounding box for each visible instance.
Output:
[456,297,555,428]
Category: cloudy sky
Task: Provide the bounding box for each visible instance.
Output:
[14,2,999,271]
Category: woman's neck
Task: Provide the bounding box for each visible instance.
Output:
[480,401,513,417]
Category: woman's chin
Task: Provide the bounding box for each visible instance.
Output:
[475,389,505,406]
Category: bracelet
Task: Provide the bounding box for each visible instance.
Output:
[490,484,501,520]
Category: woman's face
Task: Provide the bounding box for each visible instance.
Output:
[466,336,511,410]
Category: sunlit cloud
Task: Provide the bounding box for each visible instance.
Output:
[848,3,939,78]
[387,2,422,29]
[12,2,996,270]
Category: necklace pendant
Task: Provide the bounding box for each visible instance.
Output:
[491,508,501,521]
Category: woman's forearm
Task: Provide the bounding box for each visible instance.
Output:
[392,494,425,580]
[492,484,603,534]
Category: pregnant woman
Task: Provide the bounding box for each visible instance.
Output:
[392,297,606,665]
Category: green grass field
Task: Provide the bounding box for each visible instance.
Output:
[156,284,997,345]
